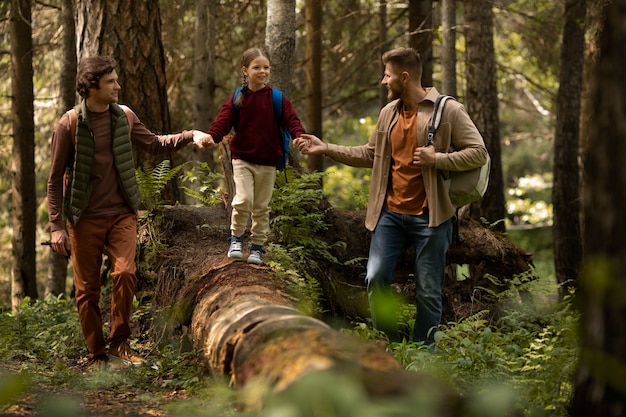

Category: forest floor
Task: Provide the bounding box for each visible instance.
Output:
[1,205,553,416]
[2,206,238,417]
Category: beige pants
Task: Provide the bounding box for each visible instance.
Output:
[231,159,276,246]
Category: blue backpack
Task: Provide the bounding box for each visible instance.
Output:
[232,87,291,171]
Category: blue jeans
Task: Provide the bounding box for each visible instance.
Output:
[365,209,452,345]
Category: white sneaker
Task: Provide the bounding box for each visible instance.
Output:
[247,245,264,265]
[228,237,243,259]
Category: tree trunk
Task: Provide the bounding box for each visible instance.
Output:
[10,0,38,310]
[189,264,403,392]
[266,0,303,174]
[378,2,388,109]
[75,0,180,203]
[60,0,77,110]
[266,0,296,97]
[304,0,324,173]
[46,0,76,298]
[148,206,464,413]
[571,0,626,414]
[440,0,457,97]
[463,0,506,232]
[553,0,586,301]
[192,0,217,170]
[408,0,433,87]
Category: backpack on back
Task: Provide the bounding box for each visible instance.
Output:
[426,95,491,207]
[232,87,291,171]
[66,105,134,144]
[63,104,135,195]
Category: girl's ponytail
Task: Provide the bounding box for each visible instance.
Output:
[235,75,247,108]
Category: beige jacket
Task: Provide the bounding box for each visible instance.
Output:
[325,87,488,230]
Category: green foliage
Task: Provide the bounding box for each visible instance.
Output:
[323,165,370,210]
[0,372,27,407]
[180,161,225,207]
[502,137,554,188]
[135,159,187,211]
[0,295,210,415]
[315,114,375,210]
[254,369,456,417]
[0,294,580,416]
[0,295,84,367]
[374,299,580,417]
[265,244,324,317]
[268,172,347,317]
[271,171,330,245]
[506,173,553,227]
[135,159,189,271]
[341,322,388,342]
[506,224,556,294]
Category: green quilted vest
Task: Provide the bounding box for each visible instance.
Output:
[65,102,141,224]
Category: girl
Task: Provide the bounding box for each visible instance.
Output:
[207,47,306,264]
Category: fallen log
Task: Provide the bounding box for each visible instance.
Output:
[143,206,467,414]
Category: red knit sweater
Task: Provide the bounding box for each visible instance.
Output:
[208,85,305,166]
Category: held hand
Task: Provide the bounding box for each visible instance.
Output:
[294,133,328,155]
[51,229,71,257]
[413,145,436,167]
[192,130,215,149]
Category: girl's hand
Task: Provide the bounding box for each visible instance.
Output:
[294,134,327,155]
[193,131,215,149]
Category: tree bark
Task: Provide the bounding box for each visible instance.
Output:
[266,0,296,97]
[553,0,586,301]
[193,0,216,133]
[60,0,77,110]
[10,0,38,310]
[440,0,457,97]
[378,2,388,109]
[75,0,170,132]
[266,0,303,173]
[408,0,433,87]
[191,0,217,171]
[463,0,506,232]
[571,0,626,414]
[46,0,76,298]
[304,0,324,173]
[74,0,180,203]
[148,206,464,413]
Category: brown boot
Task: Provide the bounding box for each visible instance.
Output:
[107,341,145,366]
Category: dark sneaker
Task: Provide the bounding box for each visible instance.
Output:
[107,342,145,366]
[228,235,244,260]
[247,245,264,265]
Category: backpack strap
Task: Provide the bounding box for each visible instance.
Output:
[66,105,134,144]
[426,95,462,242]
[119,105,134,131]
[270,88,287,155]
[271,88,290,180]
[67,109,78,143]
[232,87,243,111]
[426,95,455,147]
[271,88,283,125]
[232,87,243,131]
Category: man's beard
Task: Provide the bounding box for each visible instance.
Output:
[388,88,401,101]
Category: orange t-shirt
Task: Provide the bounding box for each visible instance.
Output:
[384,108,428,215]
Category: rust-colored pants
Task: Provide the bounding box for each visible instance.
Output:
[68,213,137,360]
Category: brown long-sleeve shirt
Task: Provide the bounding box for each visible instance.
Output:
[47,106,193,232]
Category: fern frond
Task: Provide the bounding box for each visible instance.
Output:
[136,159,188,210]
